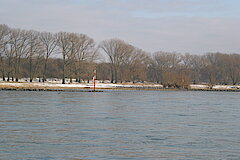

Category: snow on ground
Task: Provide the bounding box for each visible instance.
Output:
[0,81,163,89]
[190,84,209,89]
[0,78,239,90]
[190,84,240,89]
[213,85,240,89]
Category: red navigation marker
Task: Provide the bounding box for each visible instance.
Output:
[93,70,96,91]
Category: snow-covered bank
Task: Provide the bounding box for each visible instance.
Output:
[0,81,164,90]
[0,80,240,91]
[190,84,240,90]
[189,85,240,91]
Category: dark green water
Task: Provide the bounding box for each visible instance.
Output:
[0,90,240,159]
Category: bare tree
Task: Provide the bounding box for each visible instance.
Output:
[57,32,72,84]
[40,32,57,82]
[204,53,220,88]
[66,33,79,83]
[26,30,43,82]
[3,37,15,81]
[222,54,240,85]
[188,55,205,84]
[179,53,197,86]
[151,52,181,86]
[10,29,29,82]
[0,24,10,81]
[74,34,97,82]
[121,48,149,82]
[100,39,134,83]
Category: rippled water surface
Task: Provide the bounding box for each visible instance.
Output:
[0,90,240,159]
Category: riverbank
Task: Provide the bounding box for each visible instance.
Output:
[0,81,240,92]
[0,81,165,91]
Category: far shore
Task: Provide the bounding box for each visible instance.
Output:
[0,81,171,91]
[0,81,240,92]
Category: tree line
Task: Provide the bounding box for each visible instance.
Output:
[0,24,240,87]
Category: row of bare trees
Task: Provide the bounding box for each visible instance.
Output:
[0,24,97,84]
[100,39,149,83]
[148,52,240,87]
[1,24,240,87]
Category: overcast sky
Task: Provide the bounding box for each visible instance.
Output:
[0,0,240,54]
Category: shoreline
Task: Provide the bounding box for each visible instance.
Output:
[0,82,240,92]
[0,82,176,92]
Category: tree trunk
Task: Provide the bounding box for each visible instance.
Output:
[7,57,11,82]
[15,56,21,82]
[1,69,5,81]
[42,58,48,83]
[0,57,5,81]
[62,55,65,84]
[29,57,32,82]
[114,67,118,83]
[111,66,114,83]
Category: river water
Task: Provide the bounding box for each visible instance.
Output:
[0,90,240,159]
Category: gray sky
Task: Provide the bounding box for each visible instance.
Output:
[1,0,240,54]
